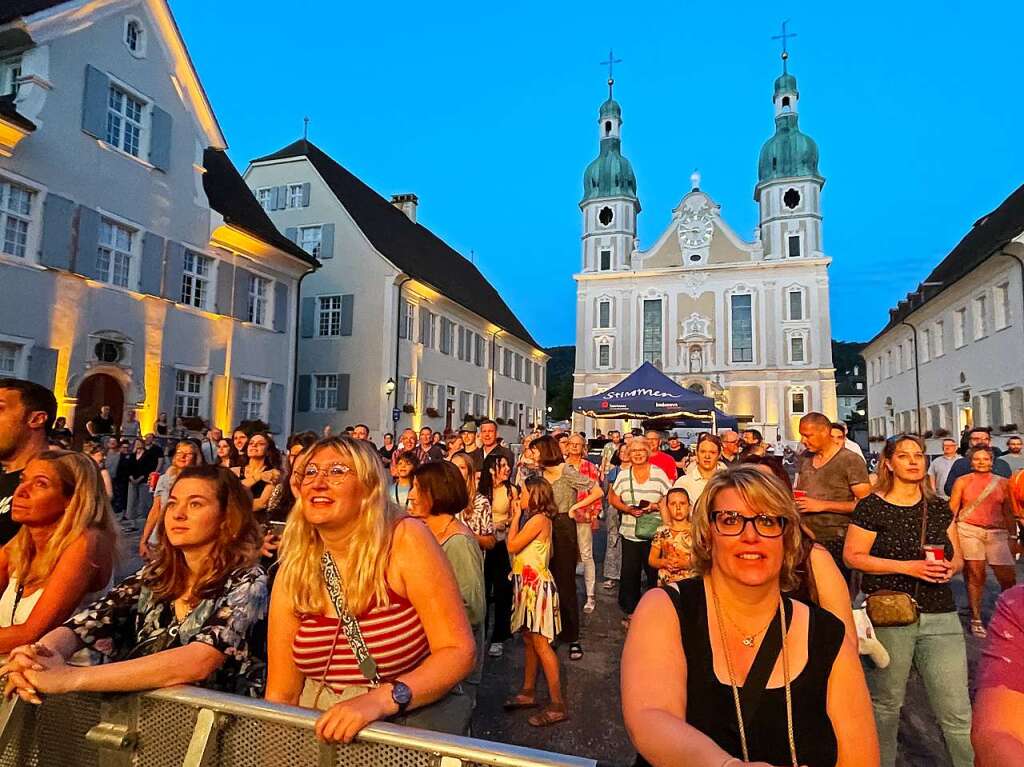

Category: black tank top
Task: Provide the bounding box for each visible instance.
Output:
[636,578,843,767]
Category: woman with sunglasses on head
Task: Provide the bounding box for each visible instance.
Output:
[139,439,203,559]
[844,434,972,767]
[1,465,267,700]
[264,437,475,743]
[622,465,877,767]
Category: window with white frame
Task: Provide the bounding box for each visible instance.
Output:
[299,226,322,258]
[790,389,807,414]
[248,275,270,326]
[241,380,266,421]
[106,85,145,158]
[598,300,611,328]
[97,218,134,287]
[788,289,804,320]
[314,374,338,411]
[994,283,1010,330]
[954,308,966,348]
[124,19,145,55]
[598,343,611,367]
[256,188,272,211]
[973,295,987,339]
[495,398,504,420]
[423,382,439,410]
[0,56,21,97]
[399,300,416,340]
[287,184,305,208]
[789,335,805,363]
[0,180,34,259]
[933,321,944,356]
[729,294,753,363]
[473,394,486,417]
[400,376,414,406]
[459,391,472,417]
[180,251,212,309]
[920,328,930,363]
[0,342,19,375]
[885,350,892,378]
[174,370,204,418]
[642,298,663,367]
[317,295,342,337]
[895,344,902,373]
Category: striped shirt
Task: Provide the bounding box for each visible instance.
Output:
[613,465,671,542]
[292,591,429,690]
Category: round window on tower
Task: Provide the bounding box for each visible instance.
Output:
[94,340,121,363]
[598,207,614,226]
[689,254,702,263]
[783,188,801,209]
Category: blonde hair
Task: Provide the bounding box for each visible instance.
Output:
[690,465,804,591]
[7,450,119,590]
[277,437,404,615]
[874,434,934,501]
[450,452,478,517]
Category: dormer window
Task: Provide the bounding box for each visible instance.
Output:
[124,18,146,57]
[0,56,21,97]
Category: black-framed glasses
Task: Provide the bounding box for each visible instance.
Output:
[711,510,787,538]
[301,462,353,485]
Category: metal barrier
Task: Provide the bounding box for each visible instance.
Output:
[0,685,596,767]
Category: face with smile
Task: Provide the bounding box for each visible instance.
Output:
[11,459,69,527]
[970,448,994,474]
[400,430,416,452]
[164,477,222,551]
[298,446,364,532]
[172,443,198,470]
[395,457,416,480]
[491,457,512,484]
[709,487,784,587]
[479,423,498,448]
[247,435,268,461]
[232,430,248,453]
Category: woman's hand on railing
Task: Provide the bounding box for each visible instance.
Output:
[1,643,71,704]
[314,688,393,744]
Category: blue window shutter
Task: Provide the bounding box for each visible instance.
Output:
[336,374,350,411]
[232,378,247,428]
[268,382,285,433]
[300,296,315,337]
[301,182,311,207]
[297,375,311,412]
[270,186,281,211]
[285,227,298,243]
[215,261,234,315]
[160,365,177,417]
[274,281,289,332]
[81,65,108,139]
[320,224,334,259]
[233,268,252,320]
[340,294,354,336]
[275,186,288,210]
[139,233,165,296]
[148,106,172,172]
[27,347,58,388]
[398,300,408,339]
[40,193,75,270]
[163,242,186,301]
[75,207,101,279]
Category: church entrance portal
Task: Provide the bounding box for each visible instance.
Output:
[74,373,125,446]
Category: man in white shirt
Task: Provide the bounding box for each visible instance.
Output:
[927,438,960,500]
[829,421,864,462]
[674,434,726,505]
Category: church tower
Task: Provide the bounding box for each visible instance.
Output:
[580,72,639,273]
[754,50,824,261]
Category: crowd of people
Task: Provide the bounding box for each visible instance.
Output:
[0,374,1022,766]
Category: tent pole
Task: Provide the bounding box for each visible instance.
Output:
[712,410,717,435]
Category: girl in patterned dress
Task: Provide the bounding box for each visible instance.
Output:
[648,487,697,586]
[504,476,567,727]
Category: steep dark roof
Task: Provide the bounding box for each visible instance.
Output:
[0,1,67,25]
[202,148,317,268]
[251,139,541,349]
[0,95,35,132]
[871,182,1024,343]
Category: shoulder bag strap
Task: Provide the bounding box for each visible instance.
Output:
[320,551,382,686]
[738,598,792,727]
[956,475,1000,524]
[910,497,930,605]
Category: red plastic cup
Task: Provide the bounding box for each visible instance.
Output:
[793,490,807,500]
[148,471,160,491]
[923,544,945,562]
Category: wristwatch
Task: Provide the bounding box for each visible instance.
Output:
[389,680,412,716]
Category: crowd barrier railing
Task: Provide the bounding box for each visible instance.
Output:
[0,685,598,767]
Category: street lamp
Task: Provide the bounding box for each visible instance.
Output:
[384,378,396,396]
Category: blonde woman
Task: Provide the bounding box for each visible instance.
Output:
[623,466,877,767]
[0,450,117,655]
[450,452,496,551]
[264,437,475,744]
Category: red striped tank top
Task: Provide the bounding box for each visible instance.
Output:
[292,590,429,691]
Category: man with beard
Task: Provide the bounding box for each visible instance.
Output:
[0,378,57,545]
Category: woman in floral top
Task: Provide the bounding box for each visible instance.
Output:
[1,465,268,701]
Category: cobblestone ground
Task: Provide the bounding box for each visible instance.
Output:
[118,521,1020,766]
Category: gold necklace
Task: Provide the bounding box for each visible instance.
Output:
[709,578,798,767]
[721,605,777,648]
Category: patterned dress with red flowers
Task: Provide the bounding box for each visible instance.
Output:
[510,531,561,640]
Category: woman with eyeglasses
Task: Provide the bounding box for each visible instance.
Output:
[622,466,877,767]
[265,437,475,743]
[139,439,203,558]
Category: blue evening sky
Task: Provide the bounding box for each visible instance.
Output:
[175,1,1023,348]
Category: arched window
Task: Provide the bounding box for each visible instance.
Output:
[604,120,612,135]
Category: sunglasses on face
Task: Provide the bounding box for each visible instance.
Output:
[711,510,787,538]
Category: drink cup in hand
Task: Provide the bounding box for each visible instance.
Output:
[923,544,945,562]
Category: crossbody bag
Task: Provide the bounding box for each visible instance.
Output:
[865,500,927,627]
[629,470,663,541]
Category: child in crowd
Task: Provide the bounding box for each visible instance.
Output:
[503,476,566,727]
[648,487,696,586]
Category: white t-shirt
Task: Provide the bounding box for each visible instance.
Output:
[673,463,724,507]
[613,465,671,542]
[844,438,865,462]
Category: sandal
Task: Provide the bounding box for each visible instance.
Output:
[528,703,569,727]
[569,642,584,660]
[970,619,987,639]
[502,690,538,710]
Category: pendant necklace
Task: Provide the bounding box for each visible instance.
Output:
[721,604,776,648]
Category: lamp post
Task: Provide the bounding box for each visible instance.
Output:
[385,377,397,429]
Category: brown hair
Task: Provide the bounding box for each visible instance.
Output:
[532,435,564,468]
[143,465,261,602]
[412,461,469,516]
[873,434,934,501]
[522,475,558,524]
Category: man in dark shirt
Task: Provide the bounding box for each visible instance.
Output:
[0,378,57,545]
[479,419,514,472]
[415,427,445,463]
[944,427,1012,497]
[86,404,116,439]
[457,421,483,471]
[663,434,689,473]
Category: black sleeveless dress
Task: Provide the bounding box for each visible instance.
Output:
[636,578,843,767]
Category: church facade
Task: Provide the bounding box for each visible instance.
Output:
[572,61,838,442]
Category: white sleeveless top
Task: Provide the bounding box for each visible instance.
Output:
[0,574,113,628]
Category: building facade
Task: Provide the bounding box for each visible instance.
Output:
[572,61,837,441]
[864,184,1024,450]
[0,0,315,440]
[245,140,547,443]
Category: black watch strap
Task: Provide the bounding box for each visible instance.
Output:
[390,681,412,715]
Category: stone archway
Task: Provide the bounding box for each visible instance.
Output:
[74,373,125,445]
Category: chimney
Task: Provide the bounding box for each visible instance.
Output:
[391,193,418,223]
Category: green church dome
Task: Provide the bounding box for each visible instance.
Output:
[582,137,638,202]
[599,97,622,118]
[757,113,821,183]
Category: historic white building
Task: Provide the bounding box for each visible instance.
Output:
[573,61,838,441]
[245,141,547,443]
[864,183,1024,450]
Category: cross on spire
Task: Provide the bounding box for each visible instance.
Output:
[599,49,623,99]
[771,20,797,73]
